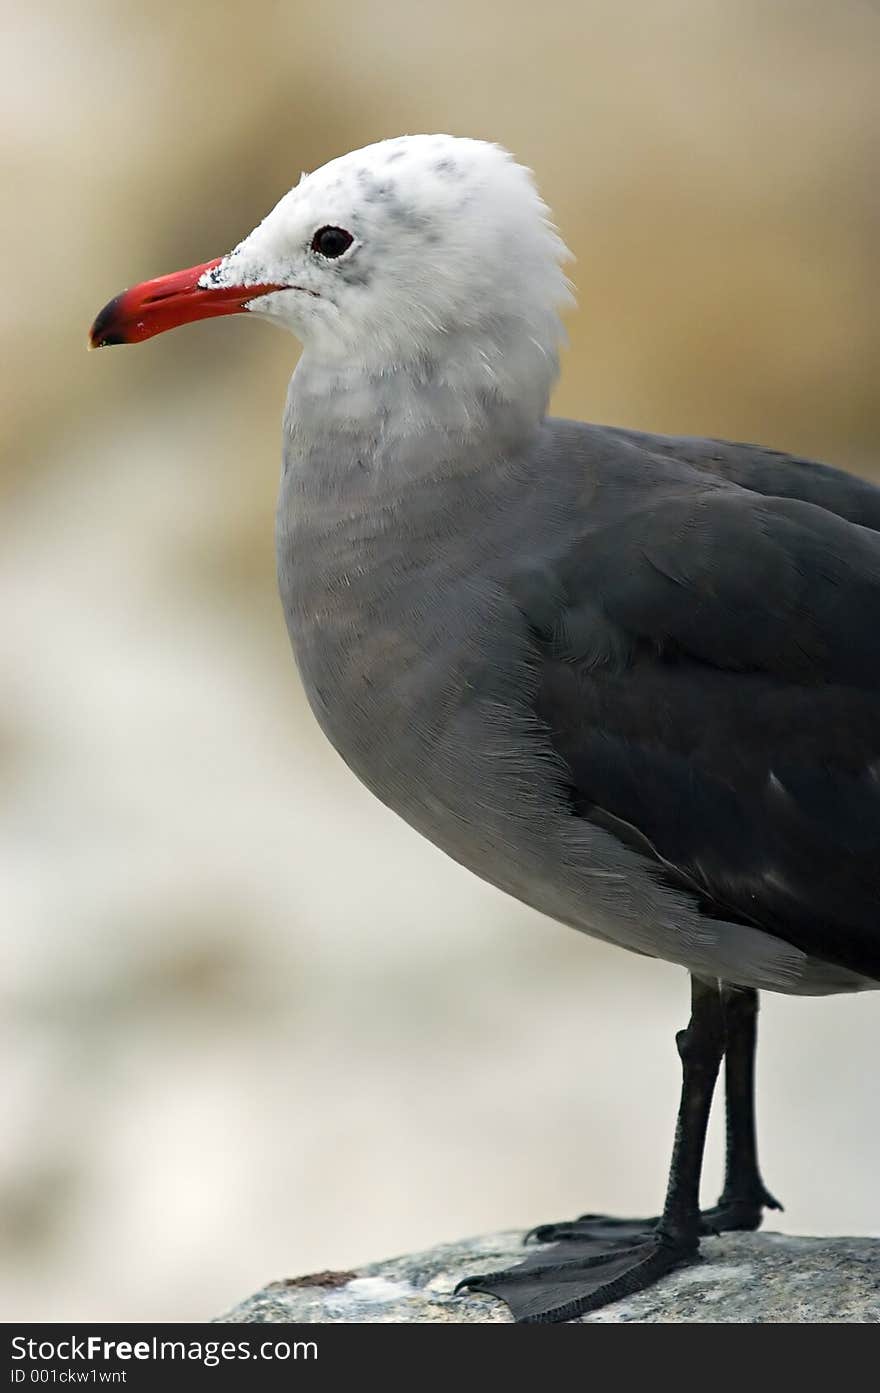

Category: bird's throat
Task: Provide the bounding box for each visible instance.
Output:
[287,331,555,481]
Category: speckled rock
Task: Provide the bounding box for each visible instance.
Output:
[217,1230,880,1323]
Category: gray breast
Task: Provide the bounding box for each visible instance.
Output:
[275,440,558,871]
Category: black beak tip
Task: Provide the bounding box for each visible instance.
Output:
[88,293,127,350]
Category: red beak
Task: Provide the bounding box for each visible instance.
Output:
[88,258,285,348]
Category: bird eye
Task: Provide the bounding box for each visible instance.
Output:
[311,226,354,259]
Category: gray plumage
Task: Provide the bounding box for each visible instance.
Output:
[241,136,879,1002]
[278,401,880,997]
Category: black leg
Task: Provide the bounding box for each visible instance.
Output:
[702,985,782,1231]
[524,980,782,1249]
[455,975,726,1322]
[656,976,726,1243]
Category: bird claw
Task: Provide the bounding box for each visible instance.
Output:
[701,1185,784,1233]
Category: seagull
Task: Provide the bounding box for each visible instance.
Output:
[90,134,880,1323]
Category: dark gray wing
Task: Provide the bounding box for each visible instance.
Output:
[603,425,880,529]
[528,464,880,985]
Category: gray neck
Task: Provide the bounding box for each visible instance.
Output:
[284,327,556,495]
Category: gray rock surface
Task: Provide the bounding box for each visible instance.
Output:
[218,1230,880,1323]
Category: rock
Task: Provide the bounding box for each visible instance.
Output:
[217,1230,880,1323]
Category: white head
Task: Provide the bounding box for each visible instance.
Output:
[218,134,571,365]
[91,135,572,431]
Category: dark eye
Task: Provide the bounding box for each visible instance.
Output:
[311,226,354,259]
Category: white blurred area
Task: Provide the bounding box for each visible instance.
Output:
[2,0,878,1320]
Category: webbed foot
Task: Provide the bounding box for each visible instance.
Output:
[526,1182,783,1246]
[455,1229,697,1323]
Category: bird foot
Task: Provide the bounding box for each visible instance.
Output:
[526,1184,783,1247]
[455,1231,697,1323]
[700,1185,783,1234]
[525,1213,655,1245]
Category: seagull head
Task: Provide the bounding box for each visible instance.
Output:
[89,135,572,380]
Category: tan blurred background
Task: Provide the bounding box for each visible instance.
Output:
[2,0,878,1321]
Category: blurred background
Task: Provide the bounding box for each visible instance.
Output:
[2,0,878,1321]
